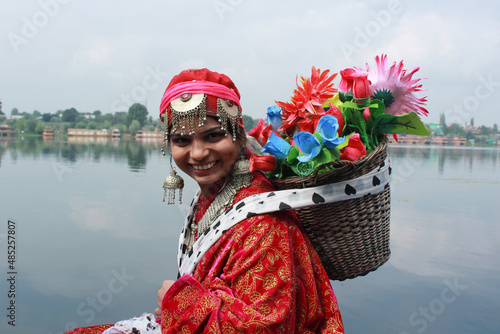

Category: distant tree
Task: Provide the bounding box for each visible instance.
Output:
[87,121,97,130]
[480,125,489,135]
[470,117,474,127]
[62,108,79,123]
[113,112,128,125]
[115,123,128,133]
[42,113,52,122]
[15,118,26,132]
[11,108,19,115]
[101,120,111,130]
[127,103,148,127]
[128,119,141,134]
[75,121,87,129]
[439,113,447,135]
[26,118,38,133]
[242,115,257,130]
[33,110,41,117]
[0,99,3,115]
[93,110,102,119]
[493,124,498,134]
[35,121,45,134]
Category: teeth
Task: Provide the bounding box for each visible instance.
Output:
[193,162,216,170]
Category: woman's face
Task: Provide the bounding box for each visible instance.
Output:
[169,116,241,196]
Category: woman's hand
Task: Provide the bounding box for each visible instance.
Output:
[154,280,175,316]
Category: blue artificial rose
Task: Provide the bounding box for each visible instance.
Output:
[261,132,291,159]
[266,106,283,131]
[294,131,322,162]
[316,114,346,149]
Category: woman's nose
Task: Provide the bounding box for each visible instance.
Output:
[190,139,208,161]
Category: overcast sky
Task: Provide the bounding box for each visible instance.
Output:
[2,0,500,127]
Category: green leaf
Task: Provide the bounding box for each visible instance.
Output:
[368,99,386,118]
[313,132,323,143]
[330,147,341,161]
[342,101,361,110]
[311,147,332,166]
[287,146,299,163]
[336,133,351,150]
[372,112,431,136]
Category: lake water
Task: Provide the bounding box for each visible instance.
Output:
[0,138,499,334]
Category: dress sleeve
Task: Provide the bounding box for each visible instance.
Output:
[160,211,344,333]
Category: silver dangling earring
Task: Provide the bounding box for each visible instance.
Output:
[163,150,185,205]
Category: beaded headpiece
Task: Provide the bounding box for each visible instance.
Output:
[159,68,244,146]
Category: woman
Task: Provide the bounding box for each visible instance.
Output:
[66,68,344,333]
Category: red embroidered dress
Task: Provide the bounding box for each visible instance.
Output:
[65,172,344,334]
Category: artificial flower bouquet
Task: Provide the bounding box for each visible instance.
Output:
[248,54,430,179]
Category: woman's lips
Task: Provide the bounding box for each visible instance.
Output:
[191,161,217,174]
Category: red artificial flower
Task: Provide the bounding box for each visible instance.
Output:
[338,68,356,93]
[276,67,338,136]
[298,114,323,133]
[363,107,371,121]
[248,118,274,145]
[340,133,367,161]
[352,72,370,99]
[249,154,276,172]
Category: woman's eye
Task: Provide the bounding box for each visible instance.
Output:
[206,132,226,141]
[172,137,190,146]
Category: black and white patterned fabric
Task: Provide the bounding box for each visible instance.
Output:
[178,159,391,276]
[103,313,160,334]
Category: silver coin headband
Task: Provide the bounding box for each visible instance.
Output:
[169,93,242,141]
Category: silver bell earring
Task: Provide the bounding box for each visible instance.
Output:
[161,118,184,205]
[163,154,184,204]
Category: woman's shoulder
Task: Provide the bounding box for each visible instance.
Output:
[234,171,275,202]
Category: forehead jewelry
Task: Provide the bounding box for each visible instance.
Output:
[170,93,207,136]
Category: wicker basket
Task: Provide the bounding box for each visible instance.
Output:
[271,137,391,281]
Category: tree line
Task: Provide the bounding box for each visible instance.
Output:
[1,99,497,142]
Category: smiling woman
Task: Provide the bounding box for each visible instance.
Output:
[65,68,344,334]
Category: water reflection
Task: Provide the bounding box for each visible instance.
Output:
[389,144,500,175]
[1,139,499,334]
[0,137,166,172]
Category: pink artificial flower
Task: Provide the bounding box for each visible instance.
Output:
[340,133,367,161]
[366,54,428,116]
